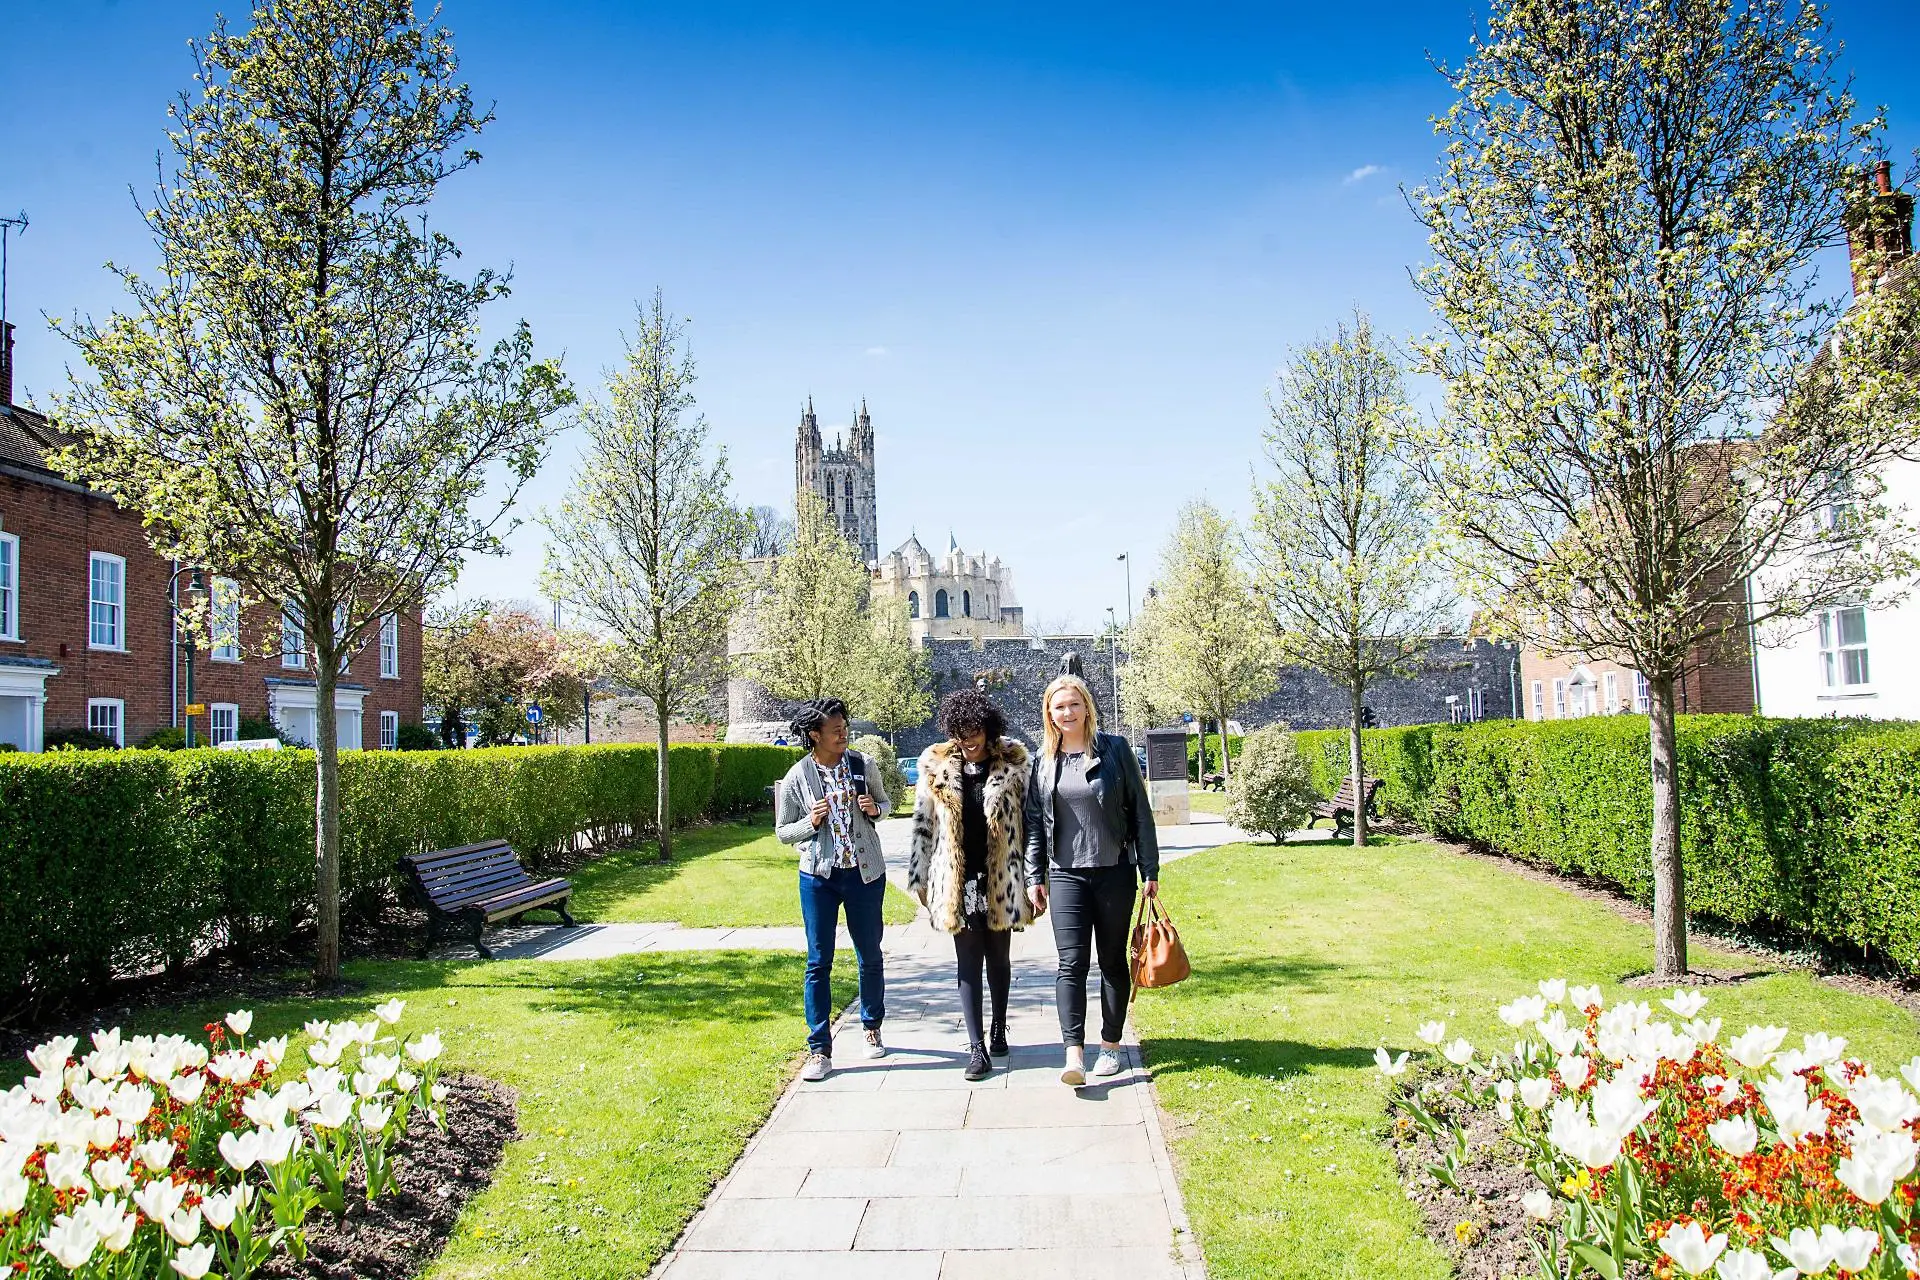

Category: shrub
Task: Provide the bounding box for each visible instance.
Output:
[1223,726,1318,843]
[1291,716,1920,974]
[137,726,188,750]
[0,741,800,1014]
[236,714,280,742]
[43,727,120,751]
[393,722,439,750]
[851,735,908,809]
[1186,733,1244,779]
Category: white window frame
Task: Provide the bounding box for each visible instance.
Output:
[1603,672,1618,714]
[380,710,399,750]
[1468,687,1484,721]
[209,702,240,746]
[1633,672,1650,714]
[89,552,127,651]
[87,697,125,747]
[379,613,399,679]
[281,601,307,669]
[210,577,242,662]
[0,532,17,641]
[1552,679,1568,719]
[1818,605,1870,689]
[1530,680,1544,721]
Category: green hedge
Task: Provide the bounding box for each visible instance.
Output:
[1291,717,1920,973]
[1187,734,1244,779]
[0,742,798,1018]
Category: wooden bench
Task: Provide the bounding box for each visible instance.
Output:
[1308,776,1383,837]
[1199,772,1227,792]
[401,840,575,959]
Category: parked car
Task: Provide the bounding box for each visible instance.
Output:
[901,755,920,786]
[1134,746,1148,777]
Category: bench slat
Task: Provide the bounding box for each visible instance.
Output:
[419,868,536,908]
[407,843,517,874]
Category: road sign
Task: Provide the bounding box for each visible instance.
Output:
[184,703,206,716]
[525,703,544,725]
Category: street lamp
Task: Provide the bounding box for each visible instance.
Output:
[1105,606,1122,733]
[1115,552,1132,630]
[168,565,207,747]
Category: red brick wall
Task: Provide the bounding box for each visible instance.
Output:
[1,469,424,745]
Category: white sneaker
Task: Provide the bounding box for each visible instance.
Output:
[1060,1048,1086,1087]
[1091,1048,1124,1078]
[864,1029,887,1060]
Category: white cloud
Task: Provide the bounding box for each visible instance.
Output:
[1343,164,1384,185]
[864,345,890,357]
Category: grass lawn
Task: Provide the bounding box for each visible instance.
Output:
[1186,787,1228,815]
[1132,836,1920,1280]
[568,814,920,926]
[4,951,832,1280]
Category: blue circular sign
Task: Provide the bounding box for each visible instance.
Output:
[525,703,544,725]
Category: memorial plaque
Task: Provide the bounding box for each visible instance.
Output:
[1144,726,1190,782]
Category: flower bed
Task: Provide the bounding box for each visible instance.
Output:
[1382,983,1920,1279]
[1,1003,449,1277]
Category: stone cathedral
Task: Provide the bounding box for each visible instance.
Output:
[795,398,879,564]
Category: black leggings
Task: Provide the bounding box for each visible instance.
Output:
[954,924,1012,1047]
[1049,865,1137,1046]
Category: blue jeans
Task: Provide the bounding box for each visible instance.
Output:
[799,867,887,1054]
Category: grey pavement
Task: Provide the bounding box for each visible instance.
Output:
[646,814,1227,1280]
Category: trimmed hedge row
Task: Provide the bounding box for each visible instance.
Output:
[0,742,798,1017]
[1290,718,1920,973]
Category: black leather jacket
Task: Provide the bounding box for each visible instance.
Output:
[1024,731,1160,884]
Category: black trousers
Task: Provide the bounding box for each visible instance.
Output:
[1049,865,1136,1046]
[953,922,1012,1047]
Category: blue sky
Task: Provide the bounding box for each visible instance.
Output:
[7,0,1916,631]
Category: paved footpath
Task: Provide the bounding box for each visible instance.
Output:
[644,814,1240,1280]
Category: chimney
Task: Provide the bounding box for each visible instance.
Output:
[1844,160,1915,297]
[1,321,13,407]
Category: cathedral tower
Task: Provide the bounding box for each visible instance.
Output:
[794,397,879,563]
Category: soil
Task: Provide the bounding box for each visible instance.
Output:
[261,1072,518,1280]
[1387,1073,1542,1280]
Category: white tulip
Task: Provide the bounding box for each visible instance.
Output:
[1817,1224,1877,1274]
[168,1072,206,1105]
[303,1019,333,1042]
[241,1092,290,1130]
[134,1177,190,1224]
[305,1066,344,1096]
[1536,1013,1582,1057]
[224,1011,253,1036]
[1702,1075,1742,1106]
[309,1089,355,1130]
[1538,978,1567,1004]
[431,1082,449,1103]
[255,1124,300,1168]
[1662,989,1708,1019]
[199,1188,239,1232]
[1710,1248,1780,1280]
[405,1032,444,1064]
[1416,1021,1446,1046]
[358,1101,393,1132]
[1726,1026,1788,1071]
[1374,1048,1409,1078]
[46,1147,91,1191]
[172,1241,217,1279]
[257,1035,289,1067]
[89,1155,133,1192]
[163,1206,202,1246]
[80,1194,137,1253]
[1770,1227,1832,1273]
[307,1039,343,1067]
[1568,985,1604,1012]
[134,1139,175,1171]
[1500,995,1549,1027]
[1519,1076,1554,1110]
[1520,1187,1555,1219]
[1900,1056,1920,1095]
[27,1035,78,1076]
[40,1214,100,1269]
[374,998,407,1025]
[1441,1039,1475,1067]
[0,1169,29,1217]
[1660,1221,1728,1276]
[1799,1032,1846,1066]
[217,1129,263,1171]
[1705,1115,1758,1157]
[1843,1073,1920,1133]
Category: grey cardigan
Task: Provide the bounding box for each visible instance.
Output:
[775,751,891,883]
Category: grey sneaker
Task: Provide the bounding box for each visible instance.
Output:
[801,1052,832,1082]
[1091,1048,1125,1078]
[864,1028,887,1059]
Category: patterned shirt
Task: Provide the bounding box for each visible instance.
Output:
[821,757,860,869]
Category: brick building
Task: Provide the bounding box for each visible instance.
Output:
[0,322,424,750]
[1518,644,1755,723]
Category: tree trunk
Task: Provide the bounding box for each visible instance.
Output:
[1349,682,1368,849]
[1217,697,1232,780]
[314,657,342,984]
[1648,672,1688,979]
[655,707,673,863]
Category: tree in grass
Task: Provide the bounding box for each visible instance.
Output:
[52,0,571,983]
[543,293,749,861]
[1247,313,1454,848]
[1413,0,1920,977]
[742,491,875,704]
[422,599,593,747]
[859,593,933,745]
[1130,501,1276,782]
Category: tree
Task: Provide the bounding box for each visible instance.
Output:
[743,505,794,559]
[742,491,875,704]
[1247,313,1454,848]
[859,593,933,743]
[543,293,748,860]
[1223,726,1319,844]
[1129,501,1277,781]
[422,600,591,746]
[1412,0,1920,977]
[51,0,570,984]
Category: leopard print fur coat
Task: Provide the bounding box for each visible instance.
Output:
[907,738,1033,934]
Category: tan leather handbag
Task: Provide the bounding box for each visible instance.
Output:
[1129,894,1190,992]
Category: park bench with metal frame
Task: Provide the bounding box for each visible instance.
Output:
[1199,772,1227,792]
[401,840,575,959]
[1308,776,1383,838]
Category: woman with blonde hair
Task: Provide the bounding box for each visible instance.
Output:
[908,688,1032,1080]
[1023,672,1159,1086]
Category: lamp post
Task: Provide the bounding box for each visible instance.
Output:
[168,565,207,747]
[1105,606,1122,733]
[1116,551,1132,629]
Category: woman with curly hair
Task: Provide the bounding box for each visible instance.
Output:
[1025,672,1159,1086]
[908,688,1032,1080]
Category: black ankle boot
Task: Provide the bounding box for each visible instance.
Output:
[989,1020,1009,1058]
[964,1042,992,1080]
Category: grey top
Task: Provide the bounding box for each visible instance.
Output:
[1053,751,1122,868]
[774,751,891,884]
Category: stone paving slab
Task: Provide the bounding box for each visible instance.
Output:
[937,1247,1191,1280]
